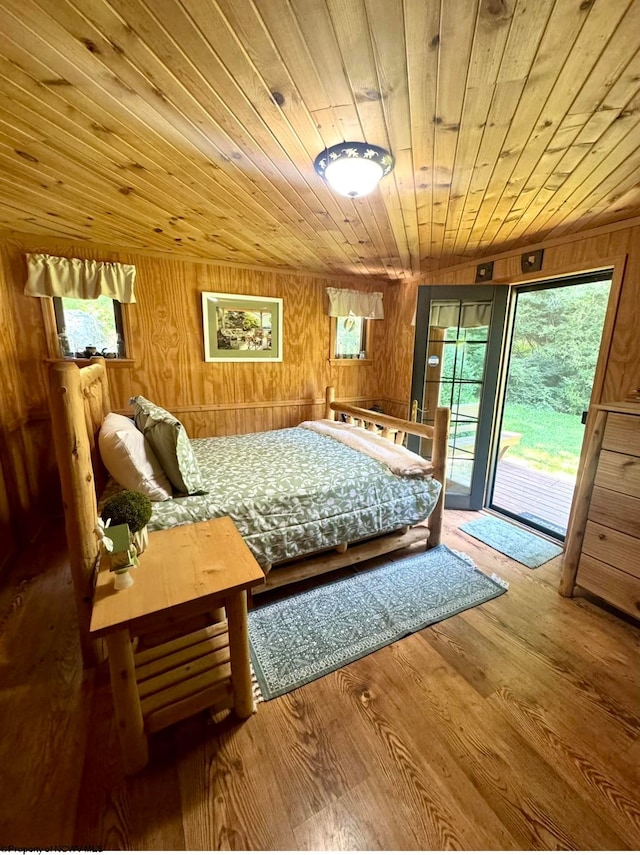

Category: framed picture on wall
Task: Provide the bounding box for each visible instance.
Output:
[202,292,283,362]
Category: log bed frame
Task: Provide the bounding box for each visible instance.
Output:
[48,357,450,667]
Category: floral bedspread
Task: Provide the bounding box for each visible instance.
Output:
[107,427,441,568]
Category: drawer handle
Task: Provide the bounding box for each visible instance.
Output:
[598,533,606,541]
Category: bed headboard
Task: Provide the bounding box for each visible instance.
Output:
[49,357,112,666]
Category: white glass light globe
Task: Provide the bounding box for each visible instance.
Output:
[324,157,384,198]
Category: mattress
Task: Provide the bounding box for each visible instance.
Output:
[106,427,441,567]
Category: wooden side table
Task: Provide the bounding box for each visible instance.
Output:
[90,517,265,774]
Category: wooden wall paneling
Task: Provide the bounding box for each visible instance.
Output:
[602,228,640,402]
[0,240,37,547]
[0,458,16,573]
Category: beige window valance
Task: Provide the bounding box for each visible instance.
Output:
[326,287,384,319]
[430,300,491,329]
[411,299,491,328]
[25,253,137,303]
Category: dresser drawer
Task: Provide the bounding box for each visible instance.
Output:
[588,486,640,538]
[582,521,640,579]
[576,554,640,620]
[594,450,640,499]
[602,413,640,457]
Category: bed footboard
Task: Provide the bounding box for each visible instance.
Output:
[325,387,450,548]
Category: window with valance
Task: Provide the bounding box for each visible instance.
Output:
[25,253,137,358]
[326,287,384,361]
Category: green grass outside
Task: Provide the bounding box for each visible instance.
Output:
[501,404,585,477]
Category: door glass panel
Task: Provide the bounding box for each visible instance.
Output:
[422,300,491,498]
[490,277,612,538]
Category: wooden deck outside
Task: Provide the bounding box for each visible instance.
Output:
[491,458,577,535]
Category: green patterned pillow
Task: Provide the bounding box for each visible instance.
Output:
[130,396,207,496]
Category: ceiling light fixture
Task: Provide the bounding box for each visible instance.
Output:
[314,142,394,198]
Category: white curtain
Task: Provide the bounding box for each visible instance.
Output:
[25,253,137,303]
[326,287,384,319]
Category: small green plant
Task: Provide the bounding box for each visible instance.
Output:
[102,491,152,534]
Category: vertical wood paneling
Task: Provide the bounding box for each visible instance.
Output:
[0,244,33,562]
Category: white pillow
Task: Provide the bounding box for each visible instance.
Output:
[99,413,172,501]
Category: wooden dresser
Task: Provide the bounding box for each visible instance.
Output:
[560,402,640,620]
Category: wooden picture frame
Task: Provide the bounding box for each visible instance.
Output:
[202,291,283,362]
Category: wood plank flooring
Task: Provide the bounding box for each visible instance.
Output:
[1,512,639,850]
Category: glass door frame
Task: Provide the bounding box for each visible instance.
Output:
[409,285,509,510]
[485,269,615,540]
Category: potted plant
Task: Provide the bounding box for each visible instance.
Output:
[102,490,153,554]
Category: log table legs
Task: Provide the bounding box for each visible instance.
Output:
[106,629,148,776]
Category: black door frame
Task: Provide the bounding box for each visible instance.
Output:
[409,285,509,510]
[485,269,614,540]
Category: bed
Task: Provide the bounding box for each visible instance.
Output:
[48,358,450,666]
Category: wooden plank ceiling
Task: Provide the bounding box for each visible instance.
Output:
[0,0,640,279]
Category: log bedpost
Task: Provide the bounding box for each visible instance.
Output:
[49,361,105,667]
[428,406,451,548]
[91,356,111,414]
[325,386,336,420]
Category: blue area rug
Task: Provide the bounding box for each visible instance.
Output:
[248,545,508,700]
[460,515,563,569]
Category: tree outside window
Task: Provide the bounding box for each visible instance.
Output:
[54,295,126,357]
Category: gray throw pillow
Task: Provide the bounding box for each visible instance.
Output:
[130,396,207,496]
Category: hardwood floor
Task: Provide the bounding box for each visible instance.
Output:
[1,512,639,850]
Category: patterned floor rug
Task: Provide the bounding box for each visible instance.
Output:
[460,515,563,568]
[248,544,508,700]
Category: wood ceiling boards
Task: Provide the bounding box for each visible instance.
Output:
[0,0,639,279]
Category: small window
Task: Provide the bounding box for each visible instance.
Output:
[333,315,369,360]
[53,295,126,358]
